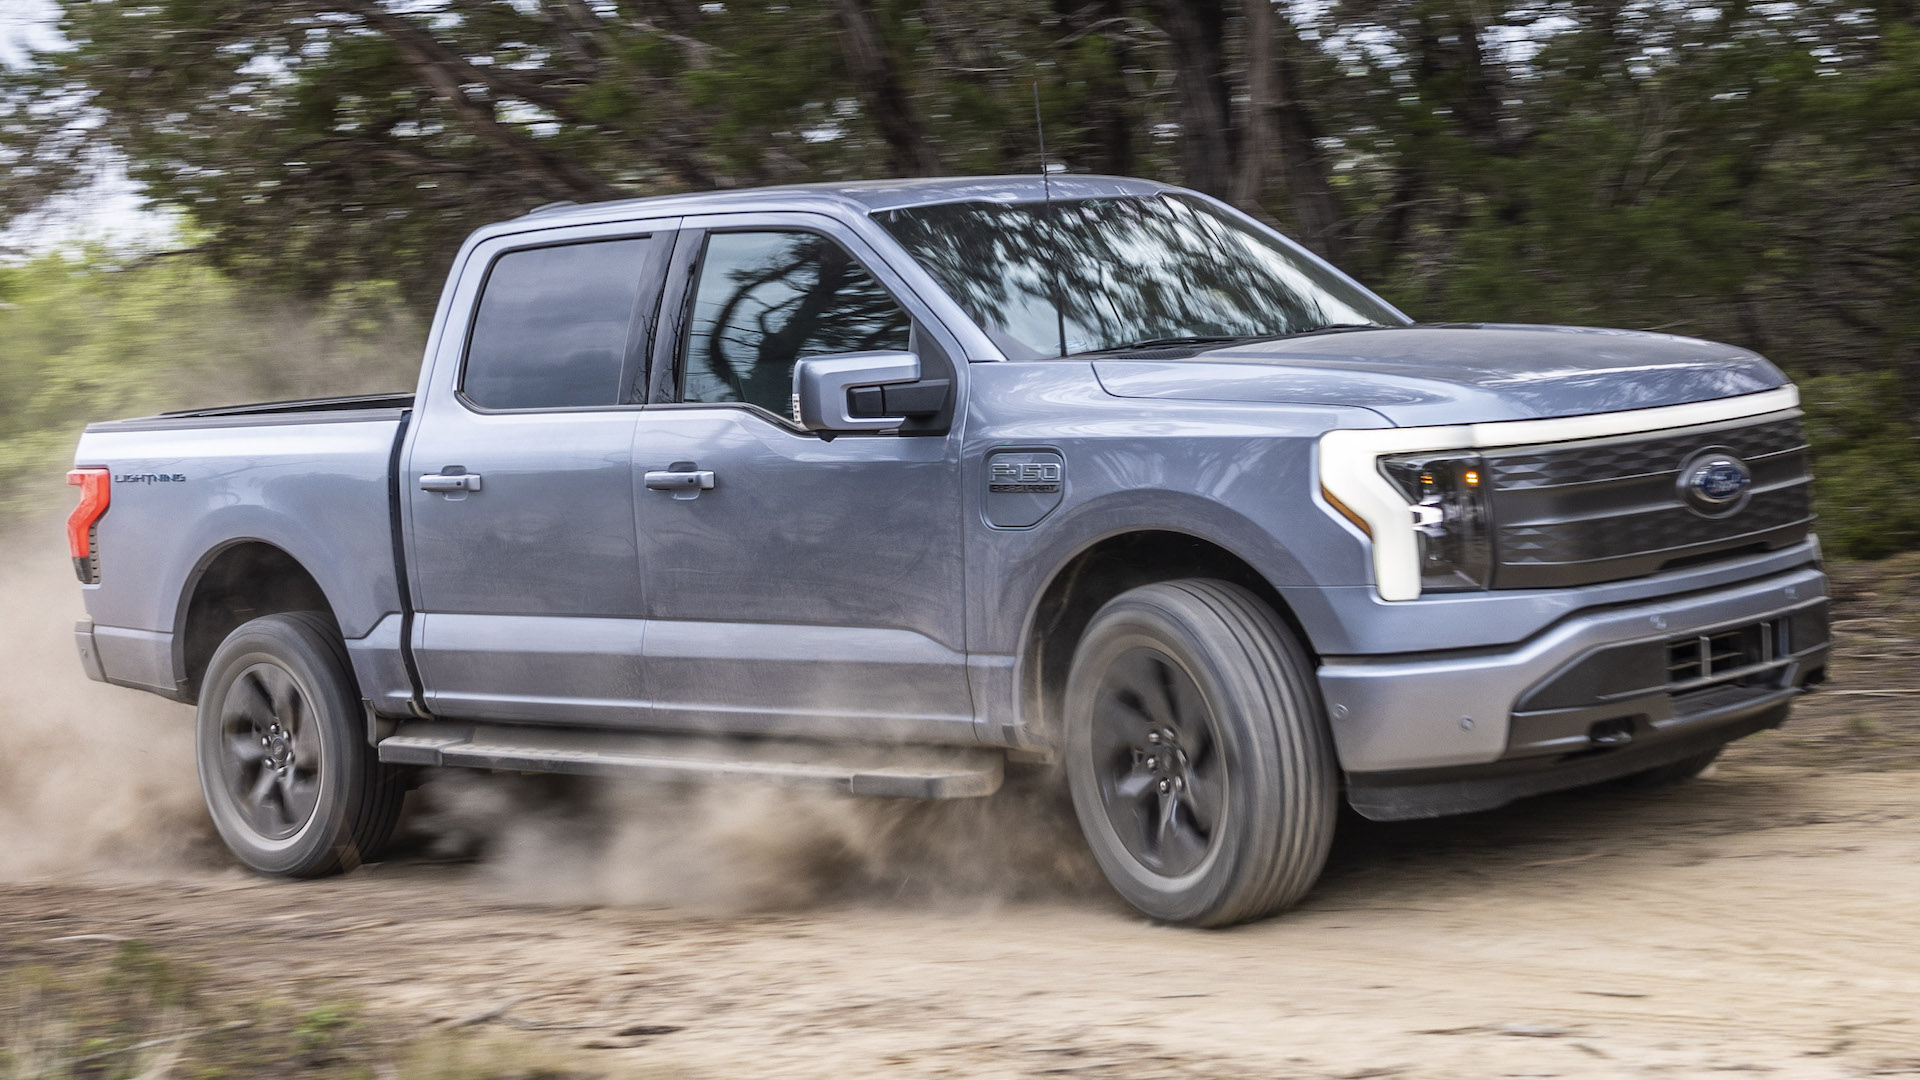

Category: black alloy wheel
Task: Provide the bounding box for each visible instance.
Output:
[1090,646,1226,878]
[216,660,324,840]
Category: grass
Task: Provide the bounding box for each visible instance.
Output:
[0,941,597,1080]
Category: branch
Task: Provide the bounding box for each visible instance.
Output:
[1053,15,1169,47]
[335,1,619,201]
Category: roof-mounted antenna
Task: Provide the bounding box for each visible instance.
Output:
[1034,82,1068,359]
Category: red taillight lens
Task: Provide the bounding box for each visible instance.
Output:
[67,468,110,582]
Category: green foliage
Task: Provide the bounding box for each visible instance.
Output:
[1,941,597,1080]
[0,250,420,517]
[1,0,1917,555]
[1801,372,1920,560]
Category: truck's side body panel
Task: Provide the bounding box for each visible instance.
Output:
[624,211,978,743]
[951,359,1386,748]
[72,412,406,702]
[399,216,677,726]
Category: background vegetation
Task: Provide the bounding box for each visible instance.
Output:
[2,938,596,1080]
[1,0,1916,554]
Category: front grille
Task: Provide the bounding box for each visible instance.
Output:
[1487,418,1807,489]
[1484,414,1812,589]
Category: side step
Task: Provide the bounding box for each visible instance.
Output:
[376,721,1004,799]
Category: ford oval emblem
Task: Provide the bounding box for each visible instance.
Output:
[1678,451,1752,515]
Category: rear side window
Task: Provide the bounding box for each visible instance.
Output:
[464,237,655,409]
[682,231,910,416]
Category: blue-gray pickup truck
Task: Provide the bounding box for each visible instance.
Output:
[68,176,1829,925]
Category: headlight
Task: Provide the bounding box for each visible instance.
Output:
[1379,452,1491,591]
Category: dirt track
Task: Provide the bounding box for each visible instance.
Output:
[6,762,1919,1078]
[5,536,1920,1078]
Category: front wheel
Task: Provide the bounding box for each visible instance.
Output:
[195,612,404,876]
[1064,580,1338,927]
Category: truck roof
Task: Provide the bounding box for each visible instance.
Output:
[501,174,1176,231]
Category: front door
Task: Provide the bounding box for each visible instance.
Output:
[405,219,676,726]
[631,216,974,743]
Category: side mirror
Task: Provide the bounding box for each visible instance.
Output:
[791,351,933,433]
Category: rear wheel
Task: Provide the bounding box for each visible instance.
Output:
[195,612,404,876]
[1064,579,1337,927]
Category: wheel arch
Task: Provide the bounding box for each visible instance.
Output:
[175,538,339,703]
[1016,527,1317,752]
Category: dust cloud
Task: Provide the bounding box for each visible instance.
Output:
[408,766,1102,914]
[0,516,1097,907]
[0,521,215,879]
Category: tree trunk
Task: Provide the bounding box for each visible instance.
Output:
[1272,21,1345,258]
[1149,0,1236,198]
[1413,6,1506,151]
[1230,0,1275,207]
[833,0,943,177]
[1054,0,1136,176]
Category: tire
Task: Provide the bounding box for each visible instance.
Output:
[1619,746,1722,789]
[195,611,405,877]
[1063,579,1338,927]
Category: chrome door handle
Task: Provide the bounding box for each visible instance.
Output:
[644,470,716,492]
[420,472,482,492]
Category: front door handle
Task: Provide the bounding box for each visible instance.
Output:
[645,469,716,496]
[420,472,482,493]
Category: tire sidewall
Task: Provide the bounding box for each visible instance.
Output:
[195,616,362,875]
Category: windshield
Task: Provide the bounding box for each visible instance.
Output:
[873,193,1406,360]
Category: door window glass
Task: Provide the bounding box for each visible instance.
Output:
[682,231,910,415]
[464,237,654,409]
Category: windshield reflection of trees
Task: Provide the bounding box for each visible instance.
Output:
[692,233,908,411]
[880,196,1392,359]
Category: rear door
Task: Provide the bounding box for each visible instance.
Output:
[630,213,975,743]
[403,217,677,725]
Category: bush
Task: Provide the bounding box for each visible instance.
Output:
[0,251,421,517]
[1800,370,1920,561]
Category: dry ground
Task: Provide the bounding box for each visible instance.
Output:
[4,543,1919,1079]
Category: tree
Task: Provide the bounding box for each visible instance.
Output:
[4,0,1919,554]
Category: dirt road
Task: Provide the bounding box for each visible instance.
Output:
[5,534,1920,1079]
[7,762,1920,1078]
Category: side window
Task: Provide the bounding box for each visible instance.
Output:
[464,236,654,410]
[682,231,911,416]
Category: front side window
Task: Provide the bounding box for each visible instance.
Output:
[682,231,911,416]
[875,194,1406,360]
[464,236,655,410]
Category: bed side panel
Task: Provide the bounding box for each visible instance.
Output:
[72,417,404,693]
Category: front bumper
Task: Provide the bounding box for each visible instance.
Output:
[1317,565,1829,814]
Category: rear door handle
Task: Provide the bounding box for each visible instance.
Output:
[645,469,716,494]
[420,472,482,492]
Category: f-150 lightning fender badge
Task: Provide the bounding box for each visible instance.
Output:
[985,450,1065,528]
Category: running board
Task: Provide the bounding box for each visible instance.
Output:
[376,721,1004,799]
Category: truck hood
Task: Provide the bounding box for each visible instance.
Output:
[1091,324,1788,426]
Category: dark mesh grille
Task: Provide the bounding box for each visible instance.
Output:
[1488,417,1806,489]
[1485,414,1812,589]
[1499,486,1812,565]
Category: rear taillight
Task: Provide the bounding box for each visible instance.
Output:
[67,468,110,584]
